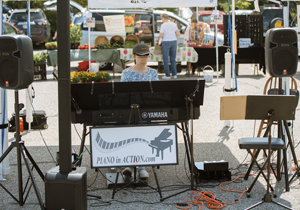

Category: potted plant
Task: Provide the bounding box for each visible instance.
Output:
[77,71,88,83]
[70,72,81,83]
[87,72,97,82]
[34,52,48,64]
[70,24,82,49]
[33,52,48,80]
[45,41,57,50]
[96,71,111,82]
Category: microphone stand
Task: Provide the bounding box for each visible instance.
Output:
[160,80,200,201]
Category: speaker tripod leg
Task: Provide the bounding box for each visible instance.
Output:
[19,143,45,210]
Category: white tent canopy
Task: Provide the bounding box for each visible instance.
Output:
[88,0,217,9]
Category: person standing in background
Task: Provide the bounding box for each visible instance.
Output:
[159,13,180,80]
[184,18,198,75]
[134,21,142,37]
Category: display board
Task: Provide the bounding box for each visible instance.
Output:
[90,124,178,168]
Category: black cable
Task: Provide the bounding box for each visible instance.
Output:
[73,124,91,155]
[87,169,99,188]
[27,88,56,163]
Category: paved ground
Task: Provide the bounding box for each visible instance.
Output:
[1,57,300,210]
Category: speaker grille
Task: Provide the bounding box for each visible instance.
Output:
[0,60,18,87]
[273,50,296,75]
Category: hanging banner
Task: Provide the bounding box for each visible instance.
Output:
[103,15,125,34]
[90,124,178,168]
[88,0,217,9]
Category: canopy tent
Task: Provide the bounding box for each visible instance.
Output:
[88,0,217,9]
[87,0,221,79]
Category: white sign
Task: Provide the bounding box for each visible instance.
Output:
[83,17,95,28]
[211,14,222,25]
[239,38,251,48]
[103,15,125,34]
[90,124,178,168]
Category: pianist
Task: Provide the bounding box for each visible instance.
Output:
[120,43,159,82]
[120,43,159,179]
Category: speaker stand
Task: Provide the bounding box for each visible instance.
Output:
[0,90,45,209]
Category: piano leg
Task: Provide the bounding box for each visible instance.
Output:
[155,149,159,157]
[78,124,87,166]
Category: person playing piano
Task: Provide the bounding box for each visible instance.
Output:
[121,43,159,82]
[120,43,158,179]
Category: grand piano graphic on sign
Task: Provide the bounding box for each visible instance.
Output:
[93,129,173,160]
[148,129,173,160]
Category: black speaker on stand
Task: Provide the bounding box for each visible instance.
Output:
[0,35,34,89]
[0,35,45,209]
[265,28,298,77]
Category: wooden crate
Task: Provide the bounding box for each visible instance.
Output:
[34,62,47,80]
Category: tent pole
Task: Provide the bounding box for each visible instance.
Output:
[215,6,218,82]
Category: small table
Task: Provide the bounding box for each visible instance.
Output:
[47,49,125,77]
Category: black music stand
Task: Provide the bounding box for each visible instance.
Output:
[0,91,45,209]
[221,95,297,210]
[160,81,201,201]
[111,104,162,199]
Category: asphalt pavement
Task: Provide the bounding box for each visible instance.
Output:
[0,55,300,210]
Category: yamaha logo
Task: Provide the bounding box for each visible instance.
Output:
[141,112,168,119]
[142,112,148,119]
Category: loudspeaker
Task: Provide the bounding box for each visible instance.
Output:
[45,166,87,210]
[265,28,298,77]
[0,35,34,89]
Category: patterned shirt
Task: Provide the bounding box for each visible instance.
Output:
[120,67,159,82]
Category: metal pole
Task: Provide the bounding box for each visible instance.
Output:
[57,0,72,173]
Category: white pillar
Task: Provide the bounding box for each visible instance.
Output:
[224,52,232,127]
[0,89,10,178]
[25,86,33,130]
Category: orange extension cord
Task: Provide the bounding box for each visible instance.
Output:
[176,160,300,209]
[175,174,255,210]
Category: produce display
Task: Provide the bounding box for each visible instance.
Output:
[124,40,137,48]
[74,36,143,50]
[77,44,95,49]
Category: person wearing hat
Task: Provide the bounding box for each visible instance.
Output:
[121,43,158,179]
[121,43,159,82]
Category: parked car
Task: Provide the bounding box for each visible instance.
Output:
[8,8,51,45]
[261,7,293,36]
[2,5,12,20]
[2,20,25,35]
[192,10,226,33]
[44,0,87,20]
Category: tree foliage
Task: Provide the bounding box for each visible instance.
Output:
[218,0,251,13]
